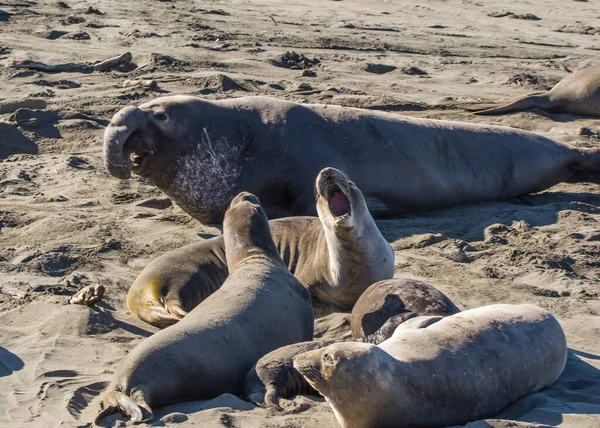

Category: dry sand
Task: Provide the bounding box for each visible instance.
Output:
[1,0,600,427]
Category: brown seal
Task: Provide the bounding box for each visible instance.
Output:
[127,167,394,327]
[243,316,408,412]
[104,95,600,223]
[244,278,458,410]
[94,192,313,425]
[293,304,567,428]
[465,65,600,116]
[349,278,460,339]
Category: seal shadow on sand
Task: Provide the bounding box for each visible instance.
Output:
[0,122,38,158]
[486,350,600,426]
[376,190,600,244]
[0,346,24,377]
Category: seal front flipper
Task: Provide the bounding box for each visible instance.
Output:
[94,390,152,426]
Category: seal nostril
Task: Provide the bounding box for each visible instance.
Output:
[154,113,167,121]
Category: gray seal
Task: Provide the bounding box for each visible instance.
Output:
[349,278,460,339]
[127,167,393,327]
[244,278,459,410]
[94,192,313,424]
[104,95,600,223]
[293,304,568,428]
[243,316,407,411]
[466,64,600,116]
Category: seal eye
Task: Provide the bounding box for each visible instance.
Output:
[154,113,168,121]
[322,353,336,366]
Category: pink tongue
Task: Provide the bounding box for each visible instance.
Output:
[329,192,350,217]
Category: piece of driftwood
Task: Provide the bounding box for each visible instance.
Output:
[7,51,132,73]
[68,284,105,307]
[0,98,47,114]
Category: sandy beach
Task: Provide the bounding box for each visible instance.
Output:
[1,0,600,427]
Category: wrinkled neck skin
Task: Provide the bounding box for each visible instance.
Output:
[144,103,259,224]
[223,205,282,272]
[318,194,394,307]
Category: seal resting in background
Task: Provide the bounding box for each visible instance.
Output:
[244,278,459,410]
[464,64,600,116]
[94,192,313,425]
[127,167,394,327]
[293,304,568,428]
[104,95,600,223]
[349,278,460,339]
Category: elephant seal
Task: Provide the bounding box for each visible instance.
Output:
[104,95,600,223]
[243,279,457,410]
[244,316,408,411]
[349,278,460,339]
[466,65,600,116]
[293,304,568,428]
[94,192,313,424]
[127,167,394,327]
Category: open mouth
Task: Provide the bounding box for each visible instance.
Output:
[327,183,351,218]
[129,151,150,169]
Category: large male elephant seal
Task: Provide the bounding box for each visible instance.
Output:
[104,95,600,223]
[465,64,600,116]
[349,278,460,339]
[94,192,313,425]
[127,167,394,327]
[293,304,567,428]
[244,278,461,410]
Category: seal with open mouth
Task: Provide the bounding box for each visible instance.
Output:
[94,192,314,425]
[293,304,568,428]
[104,95,600,223]
[126,167,394,327]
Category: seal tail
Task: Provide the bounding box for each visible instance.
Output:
[466,93,550,116]
[94,390,152,425]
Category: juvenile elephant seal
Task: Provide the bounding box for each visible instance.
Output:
[127,167,394,327]
[293,304,568,428]
[349,278,460,339]
[244,316,407,411]
[466,65,600,116]
[104,95,600,223]
[94,192,313,424]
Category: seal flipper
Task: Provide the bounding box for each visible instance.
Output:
[94,390,152,425]
[136,302,182,328]
[264,388,284,411]
[570,148,600,183]
[471,93,551,116]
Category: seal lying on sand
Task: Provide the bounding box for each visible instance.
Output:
[294,304,567,428]
[465,65,600,116]
[349,278,460,339]
[94,192,313,424]
[104,95,600,223]
[243,318,405,412]
[244,278,460,410]
[127,167,393,327]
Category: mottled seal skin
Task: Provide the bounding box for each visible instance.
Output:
[293,304,568,428]
[467,65,600,116]
[127,167,393,327]
[94,193,313,425]
[350,278,460,339]
[243,317,406,411]
[104,95,600,223]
